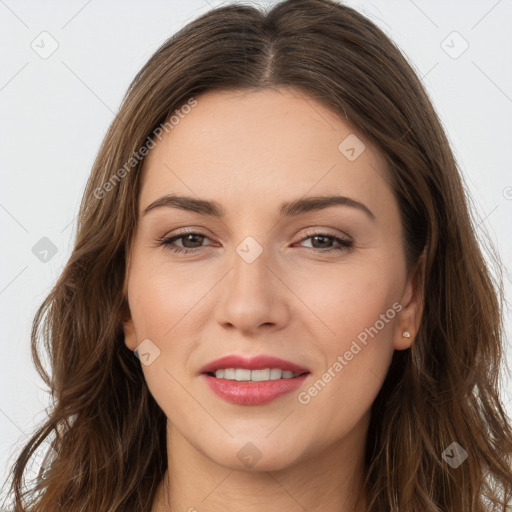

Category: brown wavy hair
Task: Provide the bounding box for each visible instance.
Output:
[3,0,512,510]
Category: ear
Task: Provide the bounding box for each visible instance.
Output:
[394,251,426,350]
[121,244,138,352]
[122,311,138,352]
[120,294,138,351]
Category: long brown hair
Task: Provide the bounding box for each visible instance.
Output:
[3,0,512,510]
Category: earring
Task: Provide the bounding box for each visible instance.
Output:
[402,331,411,338]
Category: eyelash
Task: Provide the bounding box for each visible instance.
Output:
[156,229,353,255]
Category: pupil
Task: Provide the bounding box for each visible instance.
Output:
[184,234,202,248]
[313,235,330,248]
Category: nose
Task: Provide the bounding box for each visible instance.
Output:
[214,239,291,335]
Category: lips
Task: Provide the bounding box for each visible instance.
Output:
[199,354,311,406]
[202,373,309,405]
[199,354,310,375]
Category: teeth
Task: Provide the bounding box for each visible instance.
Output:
[223,368,236,380]
[269,368,282,380]
[235,368,251,381]
[213,368,300,381]
[251,369,270,381]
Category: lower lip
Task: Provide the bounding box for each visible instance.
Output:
[202,373,309,405]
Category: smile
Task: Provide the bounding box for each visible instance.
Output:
[202,370,310,406]
[208,368,304,381]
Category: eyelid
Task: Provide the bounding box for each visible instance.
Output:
[299,227,351,239]
[156,229,215,247]
[158,226,351,244]
[157,227,353,256]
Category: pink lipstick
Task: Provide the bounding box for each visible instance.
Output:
[200,354,310,406]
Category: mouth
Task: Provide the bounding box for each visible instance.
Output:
[204,368,309,381]
[200,355,311,405]
[201,370,310,406]
[200,354,310,376]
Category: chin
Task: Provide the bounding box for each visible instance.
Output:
[202,438,304,473]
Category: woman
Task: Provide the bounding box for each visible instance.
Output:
[3,0,512,510]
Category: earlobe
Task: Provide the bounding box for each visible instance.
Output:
[395,329,414,350]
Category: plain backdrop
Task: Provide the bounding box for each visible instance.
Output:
[1,0,511,498]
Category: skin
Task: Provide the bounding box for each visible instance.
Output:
[122,86,425,512]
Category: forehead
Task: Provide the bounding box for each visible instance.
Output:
[139,87,394,218]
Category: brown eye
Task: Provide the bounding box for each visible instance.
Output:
[176,233,205,249]
[158,231,212,254]
[298,232,353,253]
[157,230,353,256]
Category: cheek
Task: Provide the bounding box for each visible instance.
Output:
[130,268,198,421]
[125,262,200,397]
[289,260,400,346]
[292,264,397,424]
[126,253,231,414]
[128,257,210,343]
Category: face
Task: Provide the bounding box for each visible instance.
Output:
[123,87,423,472]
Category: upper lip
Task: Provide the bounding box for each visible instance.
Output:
[200,355,310,375]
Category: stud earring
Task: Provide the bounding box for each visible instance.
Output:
[402,331,411,338]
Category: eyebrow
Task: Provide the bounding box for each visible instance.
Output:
[142,193,376,221]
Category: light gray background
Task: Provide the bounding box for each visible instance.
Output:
[1,0,511,498]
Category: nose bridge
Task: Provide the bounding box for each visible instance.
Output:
[223,205,287,290]
[214,231,288,331]
[230,233,271,292]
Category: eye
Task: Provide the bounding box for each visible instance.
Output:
[296,230,353,253]
[157,230,213,255]
[156,229,353,255]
